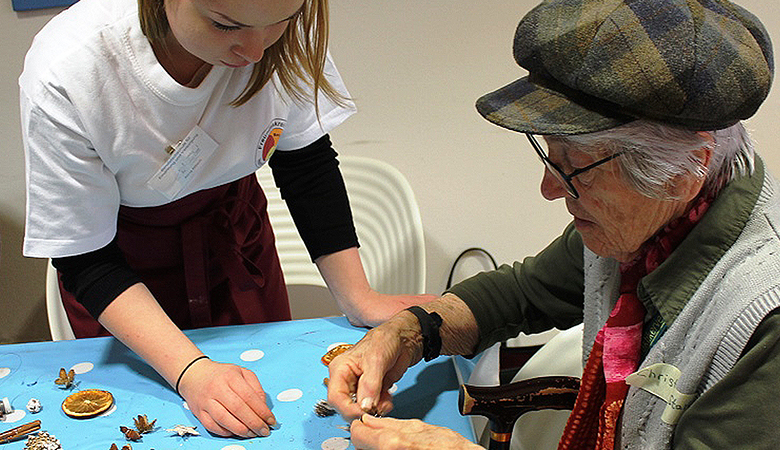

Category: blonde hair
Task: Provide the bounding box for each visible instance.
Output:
[138,0,348,110]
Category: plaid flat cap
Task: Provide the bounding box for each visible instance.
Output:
[477,0,774,134]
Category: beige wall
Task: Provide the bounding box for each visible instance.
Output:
[2,0,778,343]
[1,3,66,343]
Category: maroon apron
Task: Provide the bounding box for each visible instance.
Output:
[59,174,291,338]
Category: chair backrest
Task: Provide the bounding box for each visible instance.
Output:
[510,323,583,450]
[257,155,426,294]
[46,259,76,341]
[257,168,326,288]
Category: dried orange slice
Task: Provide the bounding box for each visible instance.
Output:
[321,343,353,366]
[62,389,114,418]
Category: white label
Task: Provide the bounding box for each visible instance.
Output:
[625,363,696,425]
[147,125,218,200]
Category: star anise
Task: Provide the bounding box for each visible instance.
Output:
[133,414,156,434]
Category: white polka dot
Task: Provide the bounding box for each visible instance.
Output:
[327,342,350,352]
[240,349,265,362]
[70,362,94,374]
[0,409,26,423]
[220,445,246,450]
[388,383,398,395]
[276,388,303,402]
[321,437,350,450]
[99,403,117,416]
[0,368,10,379]
[183,401,190,410]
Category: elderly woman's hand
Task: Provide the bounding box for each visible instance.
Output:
[350,414,482,450]
[327,312,423,420]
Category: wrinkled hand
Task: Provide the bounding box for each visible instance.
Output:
[327,315,422,420]
[178,358,276,438]
[350,414,481,450]
[342,291,438,328]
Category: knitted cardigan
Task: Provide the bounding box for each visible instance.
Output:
[582,171,780,449]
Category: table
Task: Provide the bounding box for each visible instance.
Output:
[0,316,475,449]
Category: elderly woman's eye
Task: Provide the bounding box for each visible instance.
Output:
[576,170,597,186]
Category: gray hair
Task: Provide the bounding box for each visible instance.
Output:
[557,120,755,200]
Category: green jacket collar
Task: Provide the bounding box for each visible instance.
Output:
[637,157,765,325]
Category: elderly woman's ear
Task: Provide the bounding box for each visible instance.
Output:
[669,133,714,202]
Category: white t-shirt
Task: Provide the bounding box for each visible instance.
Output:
[19,0,355,258]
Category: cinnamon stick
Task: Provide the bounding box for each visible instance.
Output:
[0,419,41,444]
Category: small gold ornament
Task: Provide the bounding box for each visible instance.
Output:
[321,344,353,366]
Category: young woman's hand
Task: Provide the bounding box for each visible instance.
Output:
[343,291,438,328]
[177,358,276,438]
[97,284,280,438]
[349,414,482,450]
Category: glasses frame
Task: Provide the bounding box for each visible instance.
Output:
[526,134,623,199]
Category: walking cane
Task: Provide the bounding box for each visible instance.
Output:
[459,376,580,450]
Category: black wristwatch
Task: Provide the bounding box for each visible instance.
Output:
[405,306,443,361]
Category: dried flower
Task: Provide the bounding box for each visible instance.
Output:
[54,368,75,389]
[119,426,141,441]
[314,399,337,417]
[133,414,156,434]
[166,424,200,437]
[24,431,61,450]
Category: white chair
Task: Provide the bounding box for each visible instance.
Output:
[257,155,426,295]
[256,168,327,289]
[46,259,76,341]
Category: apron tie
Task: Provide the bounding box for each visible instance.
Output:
[182,195,268,328]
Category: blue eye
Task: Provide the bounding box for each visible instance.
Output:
[212,20,240,32]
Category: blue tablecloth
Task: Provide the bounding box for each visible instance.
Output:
[0,316,475,449]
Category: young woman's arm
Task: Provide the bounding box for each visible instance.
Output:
[54,246,277,438]
[315,248,435,327]
[271,135,435,327]
[98,283,277,438]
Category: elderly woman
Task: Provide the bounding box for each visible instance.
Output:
[326,0,780,448]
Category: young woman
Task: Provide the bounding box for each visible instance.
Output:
[20,0,431,438]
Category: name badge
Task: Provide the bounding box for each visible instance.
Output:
[147,125,218,200]
[625,363,696,425]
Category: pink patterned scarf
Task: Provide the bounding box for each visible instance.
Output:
[558,196,711,449]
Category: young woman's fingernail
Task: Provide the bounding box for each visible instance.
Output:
[360,397,373,411]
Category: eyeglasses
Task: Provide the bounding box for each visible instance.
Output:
[526,134,623,199]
